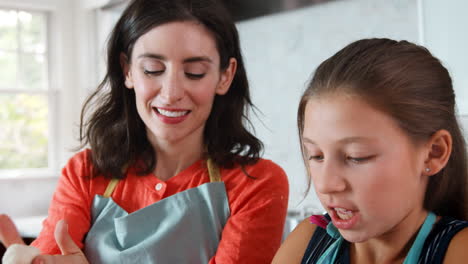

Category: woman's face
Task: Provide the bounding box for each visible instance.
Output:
[123,21,236,147]
[302,95,430,243]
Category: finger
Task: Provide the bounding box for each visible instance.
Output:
[33,254,87,264]
[0,214,25,247]
[32,254,56,264]
[32,255,47,264]
[54,219,82,255]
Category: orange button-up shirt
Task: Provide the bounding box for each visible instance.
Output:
[32,149,289,263]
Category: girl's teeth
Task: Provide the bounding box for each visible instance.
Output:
[335,208,354,220]
[157,108,188,117]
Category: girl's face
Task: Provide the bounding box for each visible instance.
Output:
[302,95,430,243]
[123,21,236,147]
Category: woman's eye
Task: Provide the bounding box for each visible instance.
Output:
[144,69,164,75]
[185,72,205,79]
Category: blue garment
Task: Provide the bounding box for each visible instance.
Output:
[83,160,230,264]
[302,214,468,264]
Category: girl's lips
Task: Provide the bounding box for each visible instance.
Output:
[328,206,360,230]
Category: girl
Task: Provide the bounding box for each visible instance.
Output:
[0,0,289,263]
[273,38,468,263]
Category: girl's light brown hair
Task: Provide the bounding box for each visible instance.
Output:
[298,38,468,220]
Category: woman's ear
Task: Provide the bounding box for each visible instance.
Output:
[423,129,452,176]
[120,53,134,89]
[216,58,237,95]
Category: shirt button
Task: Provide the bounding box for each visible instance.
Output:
[155,183,163,191]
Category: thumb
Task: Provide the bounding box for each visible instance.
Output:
[0,214,25,247]
[54,219,82,255]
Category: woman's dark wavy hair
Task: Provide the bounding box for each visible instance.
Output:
[79,0,262,179]
[297,38,468,220]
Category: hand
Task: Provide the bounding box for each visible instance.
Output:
[0,214,89,264]
[0,214,25,247]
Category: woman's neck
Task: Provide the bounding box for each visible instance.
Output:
[148,132,205,181]
[350,209,429,264]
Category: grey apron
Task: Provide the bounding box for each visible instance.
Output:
[84,159,230,263]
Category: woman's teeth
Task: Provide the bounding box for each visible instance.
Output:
[335,208,354,220]
[157,108,189,117]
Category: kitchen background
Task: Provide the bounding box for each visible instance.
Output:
[0,0,467,239]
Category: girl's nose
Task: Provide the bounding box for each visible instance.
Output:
[313,161,347,195]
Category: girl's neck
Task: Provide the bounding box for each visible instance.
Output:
[350,209,430,264]
[149,131,205,181]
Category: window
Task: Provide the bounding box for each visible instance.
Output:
[0,8,50,170]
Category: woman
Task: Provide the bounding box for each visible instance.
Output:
[273,38,468,263]
[1,0,289,263]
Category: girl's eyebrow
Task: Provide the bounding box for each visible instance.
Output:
[302,137,317,145]
[136,53,213,64]
[302,136,376,145]
[337,137,376,145]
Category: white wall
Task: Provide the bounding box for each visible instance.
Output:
[423,0,468,115]
[0,176,57,217]
[422,0,468,146]
[237,0,420,212]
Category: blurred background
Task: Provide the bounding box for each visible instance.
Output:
[0,0,467,243]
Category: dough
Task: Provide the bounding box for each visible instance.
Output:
[2,244,40,264]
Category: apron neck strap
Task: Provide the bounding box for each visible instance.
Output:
[403,211,436,263]
[103,178,120,198]
[207,158,221,183]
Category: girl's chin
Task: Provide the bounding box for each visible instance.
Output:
[339,230,371,243]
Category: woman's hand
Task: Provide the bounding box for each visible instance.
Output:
[0,214,89,264]
[0,214,25,247]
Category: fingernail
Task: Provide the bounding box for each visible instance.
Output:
[33,259,44,264]
[61,219,68,230]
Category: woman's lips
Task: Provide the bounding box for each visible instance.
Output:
[153,107,190,124]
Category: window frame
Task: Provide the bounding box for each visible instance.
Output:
[0,6,57,176]
[0,0,81,178]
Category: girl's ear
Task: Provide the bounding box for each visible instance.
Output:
[120,53,134,89]
[423,129,452,176]
[216,58,237,95]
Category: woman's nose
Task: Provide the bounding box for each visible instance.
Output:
[159,71,184,104]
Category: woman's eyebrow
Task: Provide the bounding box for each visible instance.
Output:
[183,56,213,64]
[136,53,213,64]
[137,53,165,60]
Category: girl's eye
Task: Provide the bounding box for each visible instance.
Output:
[185,72,205,79]
[144,69,164,75]
[347,156,374,164]
[308,155,324,162]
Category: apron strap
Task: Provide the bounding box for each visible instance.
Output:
[207,158,221,183]
[103,178,120,198]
